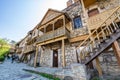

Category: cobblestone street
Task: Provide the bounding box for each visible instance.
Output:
[0,59,49,80]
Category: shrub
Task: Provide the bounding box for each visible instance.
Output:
[92,77,101,80]
[0,56,5,61]
[23,69,60,80]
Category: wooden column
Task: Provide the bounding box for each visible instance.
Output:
[53,23,54,31]
[80,0,92,34]
[76,48,79,63]
[62,39,66,67]
[80,0,86,17]
[95,57,103,76]
[112,40,120,66]
[52,21,55,32]
[63,15,65,27]
[34,45,39,68]
[44,27,46,33]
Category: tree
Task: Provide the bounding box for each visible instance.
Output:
[0,38,8,48]
[10,40,16,45]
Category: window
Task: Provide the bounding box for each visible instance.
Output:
[73,17,82,29]
[88,8,99,17]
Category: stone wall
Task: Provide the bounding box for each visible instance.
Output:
[39,42,78,68]
[27,52,35,67]
[98,51,120,77]
[65,45,77,67]
[63,2,88,38]
[40,47,53,67]
[58,43,78,68]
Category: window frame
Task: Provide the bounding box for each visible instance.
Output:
[73,16,83,30]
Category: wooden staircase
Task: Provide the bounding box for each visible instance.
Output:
[77,6,120,65]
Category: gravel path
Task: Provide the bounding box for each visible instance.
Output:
[0,59,49,80]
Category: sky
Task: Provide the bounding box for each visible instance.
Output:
[0,0,68,42]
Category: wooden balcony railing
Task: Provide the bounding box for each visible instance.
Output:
[16,47,22,53]
[27,36,37,45]
[23,45,35,54]
[37,27,70,43]
[26,36,32,42]
[88,7,119,30]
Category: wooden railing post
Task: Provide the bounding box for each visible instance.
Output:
[112,40,120,66]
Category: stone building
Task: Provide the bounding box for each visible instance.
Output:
[16,0,120,79]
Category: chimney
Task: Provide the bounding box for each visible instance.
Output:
[67,0,73,7]
[74,0,79,3]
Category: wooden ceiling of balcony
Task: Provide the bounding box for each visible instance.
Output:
[83,0,96,8]
[40,19,64,33]
[46,24,53,32]
[54,19,63,30]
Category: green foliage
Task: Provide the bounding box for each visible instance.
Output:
[39,73,60,80]
[0,56,5,61]
[0,48,9,61]
[10,40,16,45]
[23,69,60,80]
[0,38,10,62]
[92,77,101,80]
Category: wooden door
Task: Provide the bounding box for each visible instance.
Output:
[53,50,58,67]
[88,8,99,17]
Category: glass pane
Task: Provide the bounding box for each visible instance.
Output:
[73,17,82,29]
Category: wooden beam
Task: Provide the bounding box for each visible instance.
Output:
[112,40,120,66]
[69,34,89,43]
[39,15,63,30]
[34,45,39,68]
[62,39,66,67]
[95,57,103,76]
[37,36,67,46]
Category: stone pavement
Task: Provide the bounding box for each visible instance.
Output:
[0,59,93,80]
[0,59,49,80]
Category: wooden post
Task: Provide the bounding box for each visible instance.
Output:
[95,57,103,76]
[80,0,92,36]
[80,0,86,17]
[34,45,38,68]
[63,15,65,27]
[53,23,54,31]
[112,40,120,66]
[62,39,66,67]
[44,27,46,33]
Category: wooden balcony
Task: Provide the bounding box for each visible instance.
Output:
[27,36,37,45]
[88,6,119,30]
[26,36,32,43]
[16,47,22,53]
[23,45,35,54]
[37,27,70,44]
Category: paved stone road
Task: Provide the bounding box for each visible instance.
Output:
[0,59,49,80]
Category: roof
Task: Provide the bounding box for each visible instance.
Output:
[37,8,71,29]
[39,9,64,25]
